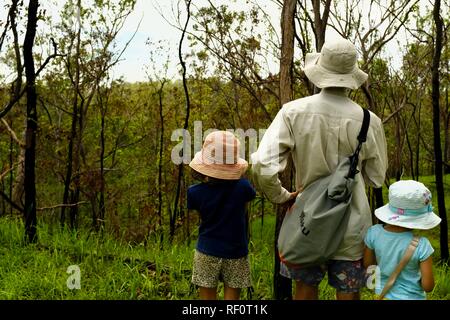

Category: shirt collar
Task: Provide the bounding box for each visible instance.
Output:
[320,87,350,98]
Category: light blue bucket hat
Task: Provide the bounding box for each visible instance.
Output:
[375,180,441,230]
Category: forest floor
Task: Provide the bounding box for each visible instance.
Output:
[0,196,449,300]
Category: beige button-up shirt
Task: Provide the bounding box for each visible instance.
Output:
[251,87,388,260]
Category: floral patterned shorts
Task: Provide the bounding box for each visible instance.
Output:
[280,259,364,293]
[192,250,252,289]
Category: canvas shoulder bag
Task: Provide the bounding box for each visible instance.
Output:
[278,108,370,268]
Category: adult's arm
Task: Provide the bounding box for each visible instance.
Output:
[251,107,294,204]
[362,116,388,188]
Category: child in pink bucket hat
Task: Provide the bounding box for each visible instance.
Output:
[363,180,441,300]
[187,131,256,300]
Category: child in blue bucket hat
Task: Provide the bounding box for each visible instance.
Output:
[363,180,441,300]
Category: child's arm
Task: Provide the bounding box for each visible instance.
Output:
[363,245,376,269]
[419,256,435,292]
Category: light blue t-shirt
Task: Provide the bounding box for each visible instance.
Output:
[364,224,434,300]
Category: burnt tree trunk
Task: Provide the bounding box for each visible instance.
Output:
[157,81,166,243]
[171,0,192,241]
[61,0,82,228]
[361,68,384,215]
[431,0,449,263]
[275,0,297,300]
[311,0,331,94]
[98,86,107,230]
[23,0,39,243]
[312,0,331,51]
[444,88,449,174]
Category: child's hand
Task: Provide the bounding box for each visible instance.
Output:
[289,190,300,199]
[282,190,301,212]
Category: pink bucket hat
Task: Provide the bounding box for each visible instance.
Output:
[189,131,248,180]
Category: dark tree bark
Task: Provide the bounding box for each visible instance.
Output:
[22,0,39,243]
[9,118,13,215]
[171,0,192,241]
[61,0,82,228]
[0,0,23,120]
[312,0,331,51]
[157,80,166,242]
[97,85,108,231]
[311,0,331,94]
[444,88,450,174]
[431,0,449,263]
[274,0,297,301]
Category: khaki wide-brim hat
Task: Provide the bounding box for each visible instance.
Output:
[303,37,368,90]
[189,131,248,180]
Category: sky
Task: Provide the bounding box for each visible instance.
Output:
[109,0,184,82]
[110,0,280,82]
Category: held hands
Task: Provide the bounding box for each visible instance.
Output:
[282,190,301,211]
[289,190,300,199]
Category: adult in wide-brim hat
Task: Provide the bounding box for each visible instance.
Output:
[303,37,368,90]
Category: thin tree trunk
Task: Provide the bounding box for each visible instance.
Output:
[9,118,13,215]
[60,104,77,227]
[99,93,106,230]
[312,0,331,51]
[157,82,165,243]
[0,0,22,120]
[361,65,384,214]
[61,0,82,228]
[9,0,24,214]
[274,0,297,301]
[11,143,25,206]
[311,0,331,94]
[1,183,5,216]
[395,113,402,180]
[171,0,192,242]
[414,102,422,180]
[444,88,449,173]
[23,0,39,243]
[431,0,449,263]
[70,86,85,229]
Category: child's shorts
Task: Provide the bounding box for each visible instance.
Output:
[280,259,365,293]
[192,250,252,289]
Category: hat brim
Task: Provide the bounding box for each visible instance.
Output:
[189,151,248,180]
[303,53,368,90]
[375,204,442,230]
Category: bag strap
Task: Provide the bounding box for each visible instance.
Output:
[378,236,420,300]
[357,108,371,143]
[348,108,370,179]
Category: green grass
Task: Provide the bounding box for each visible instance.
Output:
[0,212,449,300]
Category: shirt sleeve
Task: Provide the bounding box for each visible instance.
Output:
[187,187,198,210]
[250,107,294,204]
[361,115,388,188]
[364,225,376,250]
[417,237,435,262]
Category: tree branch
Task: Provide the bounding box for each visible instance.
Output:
[1,118,25,147]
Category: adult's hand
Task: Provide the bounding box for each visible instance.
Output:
[282,190,300,212]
